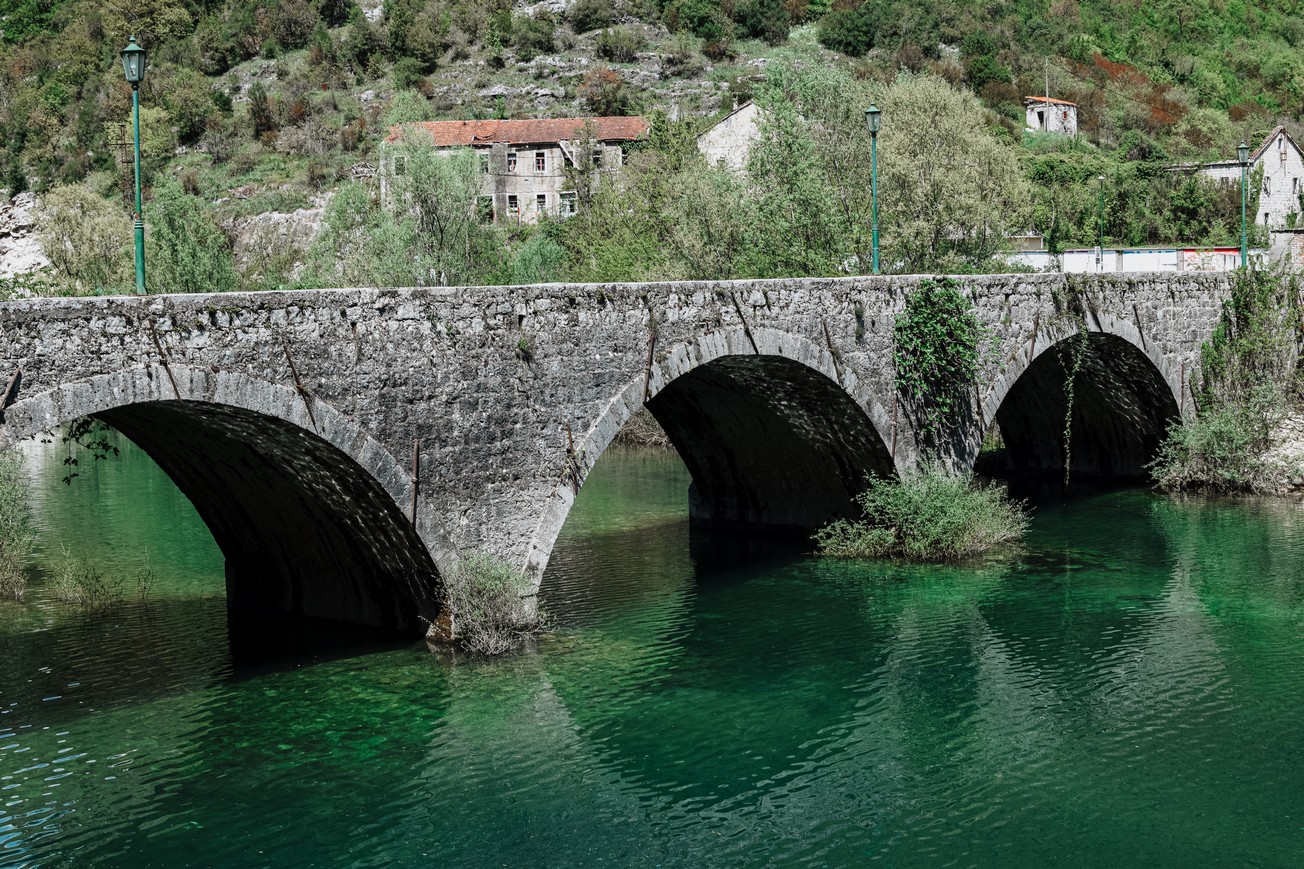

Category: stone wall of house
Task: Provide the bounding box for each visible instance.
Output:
[697,101,762,173]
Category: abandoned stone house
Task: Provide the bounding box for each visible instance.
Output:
[382,116,649,224]
[1172,126,1304,229]
[1024,96,1078,135]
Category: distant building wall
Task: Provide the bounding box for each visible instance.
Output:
[1185,128,1304,229]
[1008,247,1261,273]
[697,101,762,173]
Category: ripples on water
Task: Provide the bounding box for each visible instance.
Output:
[4,439,1304,866]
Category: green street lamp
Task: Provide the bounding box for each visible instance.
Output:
[1238,140,1250,269]
[865,105,881,275]
[121,36,147,295]
[1096,174,1104,271]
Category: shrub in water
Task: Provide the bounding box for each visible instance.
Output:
[1152,267,1301,493]
[815,466,1028,562]
[439,552,543,656]
[49,548,125,612]
[1150,383,1286,493]
[0,451,32,600]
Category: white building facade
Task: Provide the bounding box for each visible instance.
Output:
[384,117,649,224]
[1187,127,1304,229]
[697,101,763,172]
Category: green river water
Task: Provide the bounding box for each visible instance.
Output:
[4,436,1304,866]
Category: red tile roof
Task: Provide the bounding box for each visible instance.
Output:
[386,117,650,146]
[1024,96,1077,107]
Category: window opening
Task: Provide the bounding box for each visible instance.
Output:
[535,151,546,172]
[507,152,518,172]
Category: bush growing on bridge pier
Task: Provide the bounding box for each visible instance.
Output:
[438,552,543,656]
[1151,267,1302,494]
[815,466,1027,562]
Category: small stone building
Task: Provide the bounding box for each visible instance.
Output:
[384,116,649,224]
[696,100,763,172]
[1186,127,1304,229]
[1024,96,1078,136]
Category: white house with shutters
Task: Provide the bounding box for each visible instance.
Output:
[1179,127,1304,229]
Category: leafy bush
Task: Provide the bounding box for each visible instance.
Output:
[965,53,1011,91]
[35,183,133,294]
[734,0,790,45]
[438,552,543,656]
[595,26,647,63]
[0,451,32,601]
[669,0,732,42]
[1199,267,1300,408]
[569,0,615,33]
[1152,268,1301,493]
[1150,384,1287,493]
[814,466,1028,561]
[513,13,556,60]
[392,57,427,90]
[817,4,877,56]
[145,180,240,294]
[578,66,634,115]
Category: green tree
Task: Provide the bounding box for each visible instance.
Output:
[301,181,420,287]
[817,3,878,56]
[735,0,790,45]
[35,182,133,294]
[386,136,497,285]
[144,180,239,294]
[877,73,1031,270]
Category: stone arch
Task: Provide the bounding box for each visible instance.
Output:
[980,314,1182,479]
[1,364,445,635]
[524,327,896,581]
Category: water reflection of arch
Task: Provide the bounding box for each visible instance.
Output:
[980,314,1182,479]
[525,327,898,582]
[2,365,442,634]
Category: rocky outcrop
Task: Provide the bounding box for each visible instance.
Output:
[1263,415,1304,491]
[0,192,50,280]
[227,196,328,279]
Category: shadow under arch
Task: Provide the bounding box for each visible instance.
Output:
[648,353,894,531]
[525,328,895,582]
[3,366,441,636]
[983,328,1181,480]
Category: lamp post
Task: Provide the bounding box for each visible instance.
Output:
[865,105,881,275]
[121,36,147,295]
[1096,174,1104,272]
[1238,141,1250,268]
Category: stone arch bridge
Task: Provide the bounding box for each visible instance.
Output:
[0,273,1229,635]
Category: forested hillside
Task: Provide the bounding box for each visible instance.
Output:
[0,0,1295,294]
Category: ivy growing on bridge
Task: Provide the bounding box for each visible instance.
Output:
[893,278,988,438]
